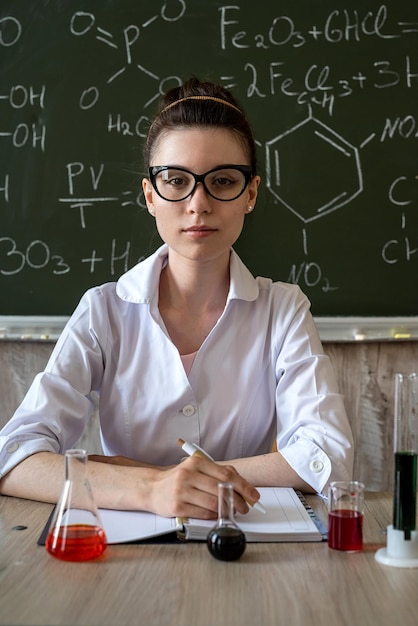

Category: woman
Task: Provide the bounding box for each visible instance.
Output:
[0,78,353,519]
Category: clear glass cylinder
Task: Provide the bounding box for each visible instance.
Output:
[207,482,246,561]
[45,449,107,561]
[394,372,418,453]
[393,373,417,539]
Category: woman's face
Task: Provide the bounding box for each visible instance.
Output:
[142,127,260,265]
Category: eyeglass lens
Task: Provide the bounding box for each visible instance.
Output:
[153,167,248,202]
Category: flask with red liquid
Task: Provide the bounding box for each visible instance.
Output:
[45,449,107,562]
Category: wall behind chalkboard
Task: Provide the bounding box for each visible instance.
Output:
[0,0,417,316]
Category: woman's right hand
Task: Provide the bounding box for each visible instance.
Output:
[147,454,260,519]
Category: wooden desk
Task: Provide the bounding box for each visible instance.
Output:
[0,493,417,626]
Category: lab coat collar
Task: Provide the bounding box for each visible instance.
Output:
[116,244,259,304]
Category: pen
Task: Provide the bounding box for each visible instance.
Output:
[177,438,266,514]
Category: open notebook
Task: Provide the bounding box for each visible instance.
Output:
[97,488,324,544]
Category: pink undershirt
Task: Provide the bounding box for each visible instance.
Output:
[180,351,197,376]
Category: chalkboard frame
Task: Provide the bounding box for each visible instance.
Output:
[0,315,418,343]
[1,1,418,325]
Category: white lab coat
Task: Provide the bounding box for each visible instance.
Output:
[0,245,353,493]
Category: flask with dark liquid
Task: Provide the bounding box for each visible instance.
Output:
[46,449,107,561]
[207,482,246,561]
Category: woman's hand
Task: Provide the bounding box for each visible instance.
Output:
[148,455,261,520]
[86,453,261,519]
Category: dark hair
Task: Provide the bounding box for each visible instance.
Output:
[144,77,257,174]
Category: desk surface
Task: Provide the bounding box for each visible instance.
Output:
[0,493,417,626]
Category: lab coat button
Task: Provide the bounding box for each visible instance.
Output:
[7,442,19,453]
[310,460,324,473]
[182,404,195,417]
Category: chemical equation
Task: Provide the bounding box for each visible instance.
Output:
[219,4,418,115]
[219,4,418,50]
[0,235,138,276]
[235,56,418,117]
[58,162,143,229]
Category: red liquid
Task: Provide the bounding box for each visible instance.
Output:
[46,524,107,561]
[328,510,363,551]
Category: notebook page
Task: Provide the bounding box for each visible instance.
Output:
[184,487,322,542]
[99,508,176,543]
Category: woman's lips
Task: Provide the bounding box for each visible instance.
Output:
[184,225,217,237]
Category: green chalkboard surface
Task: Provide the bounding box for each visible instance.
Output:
[0,0,417,316]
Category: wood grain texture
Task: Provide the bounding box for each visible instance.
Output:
[0,341,102,454]
[1,340,418,490]
[1,494,417,626]
[323,342,418,490]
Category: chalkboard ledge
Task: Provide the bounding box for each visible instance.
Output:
[314,317,418,342]
[0,316,417,343]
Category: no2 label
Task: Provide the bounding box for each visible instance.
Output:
[288,260,339,293]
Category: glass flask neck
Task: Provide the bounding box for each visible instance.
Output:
[217,482,239,527]
[65,448,88,481]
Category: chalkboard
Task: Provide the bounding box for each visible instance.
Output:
[1,0,417,317]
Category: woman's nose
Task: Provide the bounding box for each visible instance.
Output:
[186,183,211,213]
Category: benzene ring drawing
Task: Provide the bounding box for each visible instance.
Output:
[266,113,363,223]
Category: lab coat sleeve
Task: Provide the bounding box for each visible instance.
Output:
[274,289,354,494]
[0,291,108,478]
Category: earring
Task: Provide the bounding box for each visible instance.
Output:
[149,209,155,216]
[247,206,253,212]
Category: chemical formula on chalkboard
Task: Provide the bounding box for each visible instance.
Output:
[0,1,417,316]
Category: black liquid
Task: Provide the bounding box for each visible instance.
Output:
[393,451,417,540]
[207,526,246,561]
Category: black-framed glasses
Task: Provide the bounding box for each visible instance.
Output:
[148,164,253,202]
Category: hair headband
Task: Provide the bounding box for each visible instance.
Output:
[159,95,243,116]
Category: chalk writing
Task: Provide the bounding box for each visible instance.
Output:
[287,260,339,293]
[58,162,143,229]
[81,240,133,274]
[0,1,417,316]
[381,115,418,140]
[219,5,414,51]
[0,237,70,276]
[0,15,21,47]
[0,174,9,202]
[381,172,418,264]
[0,237,138,276]
[265,109,363,223]
[69,7,184,106]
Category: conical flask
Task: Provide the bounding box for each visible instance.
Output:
[45,449,107,561]
[207,482,246,561]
